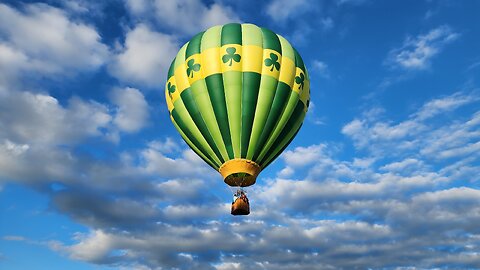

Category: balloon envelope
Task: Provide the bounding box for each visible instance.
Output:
[165,23,310,186]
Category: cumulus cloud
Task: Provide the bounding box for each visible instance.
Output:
[110,87,149,133]
[342,91,480,162]
[109,24,179,87]
[386,25,460,70]
[266,0,309,22]
[0,91,111,145]
[125,0,240,36]
[0,3,109,85]
[312,60,330,78]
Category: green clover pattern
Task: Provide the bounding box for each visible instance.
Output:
[295,72,305,90]
[186,59,201,78]
[167,81,176,97]
[222,47,241,66]
[264,53,280,71]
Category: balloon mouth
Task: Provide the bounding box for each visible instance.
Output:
[219,159,260,187]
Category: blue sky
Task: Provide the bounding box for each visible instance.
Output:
[0,0,479,269]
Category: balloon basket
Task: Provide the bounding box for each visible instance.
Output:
[231,191,250,215]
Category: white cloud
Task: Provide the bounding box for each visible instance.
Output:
[380,158,423,172]
[0,91,111,145]
[342,91,480,161]
[140,146,216,179]
[110,87,149,133]
[109,24,179,87]
[415,92,479,120]
[281,144,328,168]
[320,17,334,31]
[387,25,459,70]
[49,230,120,263]
[266,0,309,22]
[148,138,180,154]
[312,60,330,78]
[0,3,109,85]
[126,0,240,36]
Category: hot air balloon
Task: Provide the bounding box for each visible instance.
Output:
[165,23,310,215]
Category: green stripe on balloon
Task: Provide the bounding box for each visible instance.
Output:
[221,23,242,45]
[180,89,225,163]
[261,27,282,53]
[259,101,305,167]
[241,24,262,46]
[294,48,306,73]
[223,71,242,158]
[221,24,243,159]
[246,75,279,160]
[167,58,176,79]
[171,116,219,169]
[171,108,221,167]
[189,80,230,161]
[251,81,291,161]
[200,25,222,50]
[205,74,234,159]
[240,72,261,158]
[263,123,302,169]
[256,90,300,162]
[185,31,204,58]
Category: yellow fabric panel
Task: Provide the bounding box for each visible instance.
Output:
[241,45,262,73]
[165,88,174,112]
[278,57,295,88]
[262,49,281,79]
[202,47,221,77]
[174,63,190,94]
[167,76,181,104]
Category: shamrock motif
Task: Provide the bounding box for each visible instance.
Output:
[167,81,176,97]
[264,53,280,71]
[295,72,305,90]
[186,59,200,78]
[222,47,241,66]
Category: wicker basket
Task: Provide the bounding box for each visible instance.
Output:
[231,197,250,215]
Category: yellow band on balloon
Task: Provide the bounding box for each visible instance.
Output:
[242,45,263,73]
[202,47,222,77]
[169,45,308,94]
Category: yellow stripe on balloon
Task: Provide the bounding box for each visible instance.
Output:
[174,63,190,95]
[241,45,262,73]
[201,47,221,77]
[278,56,295,88]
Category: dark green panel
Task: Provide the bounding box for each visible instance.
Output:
[180,89,225,163]
[252,82,292,161]
[171,109,219,168]
[258,101,304,165]
[221,23,242,45]
[262,124,302,169]
[186,32,204,58]
[167,58,176,79]
[205,74,234,159]
[261,27,281,53]
[294,48,306,73]
[241,72,261,158]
